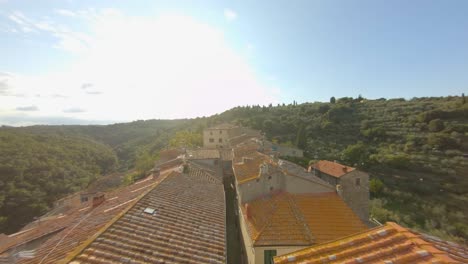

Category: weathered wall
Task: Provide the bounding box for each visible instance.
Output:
[338,170,370,222]
[239,209,256,264]
[283,174,333,194]
[203,128,231,148]
[237,169,283,203]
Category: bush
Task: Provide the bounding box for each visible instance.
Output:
[428,134,459,150]
[428,119,444,132]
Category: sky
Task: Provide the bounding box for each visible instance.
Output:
[1,0,467,126]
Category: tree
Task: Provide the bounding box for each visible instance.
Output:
[369,178,384,195]
[169,130,202,148]
[342,142,369,166]
[462,93,466,104]
[330,96,336,104]
[295,124,307,149]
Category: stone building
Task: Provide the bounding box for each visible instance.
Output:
[203,123,240,148]
[309,160,369,222]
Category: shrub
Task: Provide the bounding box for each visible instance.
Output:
[428,119,444,132]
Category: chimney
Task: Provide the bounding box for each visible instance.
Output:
[336,184,343,197]
[342,166,348,173]
[243,157,254,164]
[245,203,252,220]
[92,193,105,208]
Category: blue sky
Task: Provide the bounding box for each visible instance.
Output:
[1,0,467,125]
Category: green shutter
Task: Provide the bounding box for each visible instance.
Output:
[264,250,277,264]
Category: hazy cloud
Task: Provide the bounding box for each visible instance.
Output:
[16,105,39,111]
[0,113,115,126]
[224,9,237,21]
[0,81,7,95]
[85,91,102,95]
[63,107,86,113]
[81,83,101,95]
[52,93,68,98]
[81,83,93,89]
[54,9,77,17]
[1,10,279,123]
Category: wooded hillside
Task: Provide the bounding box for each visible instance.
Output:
[1,96,466,242]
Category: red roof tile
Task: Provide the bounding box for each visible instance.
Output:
[242,192,368,246]
[312,160,356,178]
[69,170,226,264]
[273,222,467,264]
[0,170,175,264]
[233,152,269,184]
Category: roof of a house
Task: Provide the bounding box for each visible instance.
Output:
[70,170,226,264]
[232,143,261,163]
[273,222,468,264]
[312,160,356,178]
[187,149,220,160]
[157,148,185,163]
[228,134,255,147]
[278,160,333,189]
[0,171,173,264]
[207,123,238,130]
[242,192,368,246]
[187,162,223,184]
[232,152,269,184]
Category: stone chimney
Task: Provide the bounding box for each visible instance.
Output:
[245,203,252,220]
[92,193,105,208]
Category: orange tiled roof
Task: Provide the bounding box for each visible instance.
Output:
[273,222,467,264]
[69,170,226,264]
[233,143,260,162]
[2,170,174,264]
[233,151,270,184]
[313,160,356,178]
[242,192,368,246]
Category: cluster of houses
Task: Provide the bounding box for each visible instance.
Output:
[0,124,466,263]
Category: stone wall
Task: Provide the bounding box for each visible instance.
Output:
[337,170,369,222]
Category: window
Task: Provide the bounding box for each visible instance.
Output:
[264,250,277,264]
[355,178,361,186]
[256,179,259,183]
[219,138,223,143]
[210,131,213,135]
[209,138,214,143]
[80,196,88,203]
[270,186,274,191]
[219,130,222,134]
[268,175,272,180]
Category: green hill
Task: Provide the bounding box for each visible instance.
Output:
[0,96,466,242]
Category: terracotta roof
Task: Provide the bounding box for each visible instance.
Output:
[273,222,467,264]
[233,152,269,184]
[242,192,368,246]
[3,171,174,264]
[228,134,255,147]
[187,149,220,160]
[157,148,185,163]
[70,171,226,264]
[312,160,356,178]
[233,143,261,163]
[187,162,222,184]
